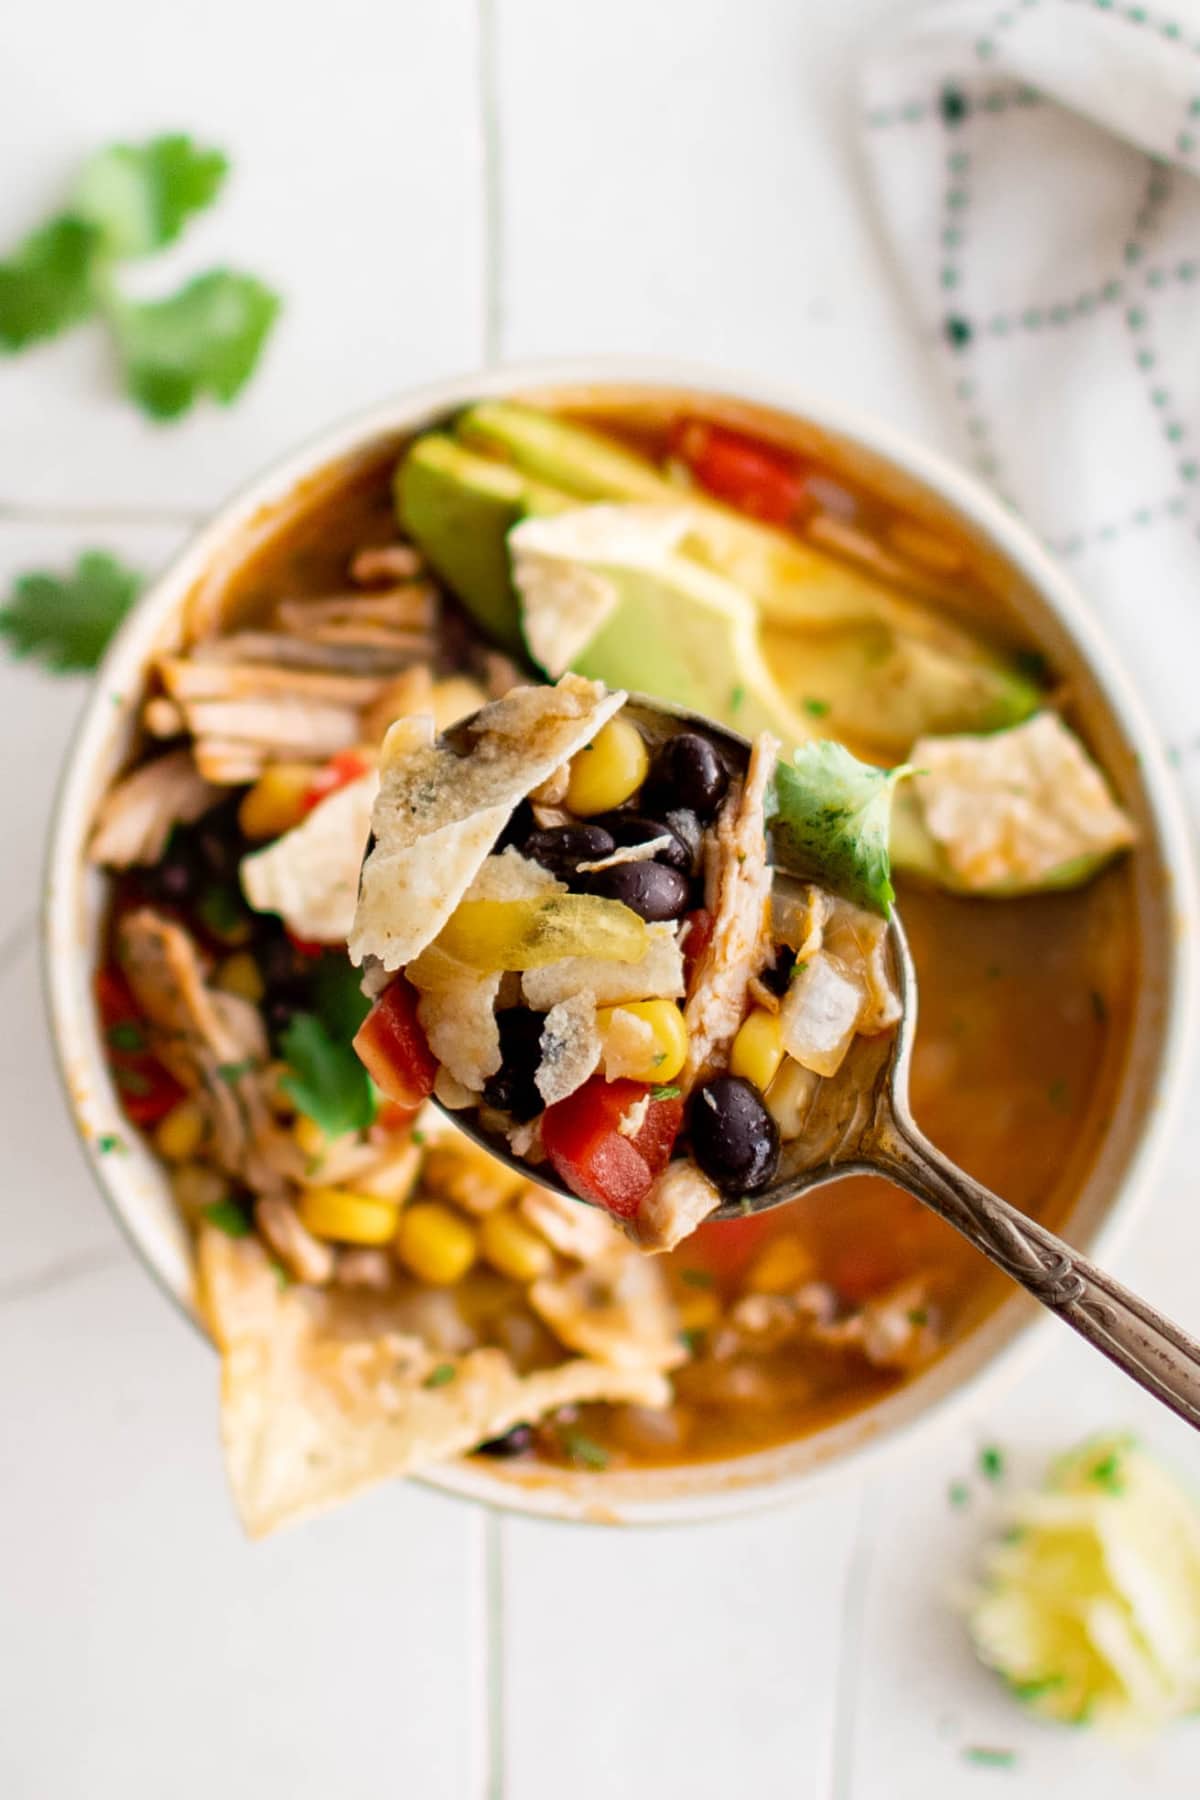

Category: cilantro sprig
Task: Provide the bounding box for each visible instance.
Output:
[0,551,142,673]
[0,133,280,420]
[280,1012,376,1140]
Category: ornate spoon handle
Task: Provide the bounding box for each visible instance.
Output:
[868,1104,1200,1432]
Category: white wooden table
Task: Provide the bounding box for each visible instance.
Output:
[3,4,1199,1795]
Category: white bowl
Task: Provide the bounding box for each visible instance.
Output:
[44,357,1198,1525]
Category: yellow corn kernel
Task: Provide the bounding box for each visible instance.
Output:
[170,1160,230,1218]
[292,1114,328,1160]
[422,1141,525,1215]
[597,999,688,1084]
[396,1202,478,1286]
[237,762,318,841]
[153,1097,207,1163]
[479,1208,555,1284]
[297,1186,400,1246]
[215,951,265,1005]
[565,716,649,816]
[745,1233,817,1295]
[431,675,487,731]
[729,1008,785,1094]
[677,1286,721,1332]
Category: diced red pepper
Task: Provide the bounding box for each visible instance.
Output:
[541,1076,683,1221]
[95,965,187,1127]
[372,1098,423,1137]
[353,976,439,1110]
[286,928,330,958]
[302,749,371,814]
[668,417,811,525]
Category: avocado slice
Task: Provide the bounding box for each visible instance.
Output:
[509,507,819,749]
[889,787,1104,895]
[457,403,1009,663]
[763,621,1040,760]
[395,435,571,655]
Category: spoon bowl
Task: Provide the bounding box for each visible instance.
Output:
[434,693,1200,1433]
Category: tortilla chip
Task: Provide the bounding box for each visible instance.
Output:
[530,1250,685,1372]
[536,992,602,1106]
[198,1228,670,1537]
[407,944,503,1093]
[350,676,625,971]
[522,921,686,1010]
[241,772,378,944]
[467,847,564,902]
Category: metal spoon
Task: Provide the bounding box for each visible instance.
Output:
[433,697,1200,1430]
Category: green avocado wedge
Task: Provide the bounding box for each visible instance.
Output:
[763,620,1040,760]
[395,435,571,655]
[888,786,1108,897]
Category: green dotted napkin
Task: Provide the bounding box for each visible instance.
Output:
[862,0,1200,769]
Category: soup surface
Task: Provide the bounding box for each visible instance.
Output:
[91,393,1137,1491]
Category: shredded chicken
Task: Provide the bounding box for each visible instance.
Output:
[680,731,779,1091]
[723,1276,939,1372]
[117,909,295,1195]
[256,1197,335,1285]
[89,749,220,868]
[633,1159,723,1253]
[351,543,425,585]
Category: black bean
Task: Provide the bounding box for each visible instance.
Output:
[688,1076,780,1195]
[591,812,690,873]
[258,931,310,993]
[195,797,247,879]
[645,732,730,821]
[664,808,704,875]
[496,799,535,854]
[146,841,202,904]
[759,946,797,998]
[482,1007,548,1123]
[522,823,615,881]
[585,859,691,922]
[476,1423,534,1458]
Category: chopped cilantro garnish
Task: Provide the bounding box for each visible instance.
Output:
[557,1426,609,1470]
[410,1128,426,1146]
[106,1020,145,1053]
[737,1197,754,1217]
[1009,1673,1066,1703]
[649,1084,682,1101]
[310,955,372,1041]
[948,1480,970,1509]
[0,552,141,673]
[1090,988,1108,1023]
[280,1012,376,1139]
[202,1199,252,1238]
[270,1258,291,1290]
[0,133,279,419]
[790,959,809,979]
[423,1363,457,1389]
[115,1065,152,1097]
[979,1444,1006,1483]
[1047,1077,1070,1112]
[803,696,831,717]
[907,1307,929,1326]
[769,742,911,916]
[196,883,245,937]
[1087,1449,1125,1494]
[678,1327,706,1355]
[96,1132,126,1155]
[729,684,746,712]
[680,1268,714,1289]
[962,1746,1016,1769]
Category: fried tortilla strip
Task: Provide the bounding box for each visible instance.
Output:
[351,675,625,972]
[198,1230,671,1537]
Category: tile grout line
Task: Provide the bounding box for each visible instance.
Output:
[478,0,504,368]
[483,1510,506,1799]
[0,503,205,531]
[828,1479,874,1800]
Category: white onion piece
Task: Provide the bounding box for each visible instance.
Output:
[778,953,863,1078]
[764,1056,821,1140]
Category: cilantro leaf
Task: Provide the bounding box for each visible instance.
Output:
[0,551,142,673]
[280,1011,376,1139]
[769,741,911,916]
[202,1199,252,1238]
[0,214,102,349]
[73,134,228,259]
[310,955,372,1042]
[110,271,280,420]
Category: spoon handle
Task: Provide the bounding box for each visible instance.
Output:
[869,1106,1200,1432]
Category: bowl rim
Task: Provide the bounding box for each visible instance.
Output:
[43,352,1199,1527]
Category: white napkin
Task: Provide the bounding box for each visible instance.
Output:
[860,0,1200,796]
